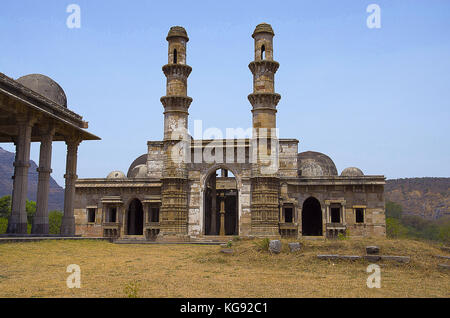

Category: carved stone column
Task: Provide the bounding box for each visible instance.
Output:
[219,192,226,236]
[7,116,34,234]
[31,126,55,234]
[60,136,81,236]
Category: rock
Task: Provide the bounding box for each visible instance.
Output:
[380,255,410,263]
[435,255,450,260]
[364,255,381,262]
[366,246,380,255]
[220,249,233,254]
[440,247,450,253]
[317,254,339,260]
[438,264,450,270]
[288,242,302,252]
[269,240,282,254]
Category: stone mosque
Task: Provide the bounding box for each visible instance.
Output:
[74,23,386,241]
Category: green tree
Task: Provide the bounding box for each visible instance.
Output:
[26,200,36,224]
[0,195,12,218]
[49,210,63,235]
[386,217,408,238]
[385,201,403,219]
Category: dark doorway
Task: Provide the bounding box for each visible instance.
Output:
[204,169,238,236]
[301,197,323,236]
[128,199,143,235]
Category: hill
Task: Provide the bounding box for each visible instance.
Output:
[0,147,64,211]
[385,178,450,220]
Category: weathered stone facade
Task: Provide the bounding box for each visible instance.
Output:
[74,24,386,241]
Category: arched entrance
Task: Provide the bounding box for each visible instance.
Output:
[127,199,143,235]
[204,168,238,236]
[301,197,323,236]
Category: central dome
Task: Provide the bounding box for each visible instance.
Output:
[16,74,67,108]
[298,151,338,177]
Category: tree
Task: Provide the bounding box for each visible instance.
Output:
[0,195,11,218]
[49,210,63,235]
[385,201,403,219]
[26,200,36,224]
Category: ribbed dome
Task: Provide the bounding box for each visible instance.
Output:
[107,171,126,179]
[167,26,189,41]
[252,23,274,38]
[298,151,338,177]
[129,164,148,178]
[16,74,67,107]
[127,154,147,178]
[341,167,364,177]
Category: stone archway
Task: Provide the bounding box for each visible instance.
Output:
[127,199,144,235]
[301,197,323,236]
[203,167,238,236]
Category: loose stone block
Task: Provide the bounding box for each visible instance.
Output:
[435,255,450,260]
[288,242,302,252]
[269,240,282,254]
[220,249,233,254]
[366,246,380,255]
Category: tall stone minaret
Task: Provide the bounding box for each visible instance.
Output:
[248,23,281,236]
[159,26,192,240]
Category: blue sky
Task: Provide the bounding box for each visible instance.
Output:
[1,0,449,185]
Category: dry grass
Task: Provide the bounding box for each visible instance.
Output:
[0,237,448,298]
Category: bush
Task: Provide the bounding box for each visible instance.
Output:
[254,238,270,251]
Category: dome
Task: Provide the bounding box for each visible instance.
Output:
[298,151,338,177]
[252,23,274,38]
[106,171,126,179]
[167,26,189,41]
[341,167,364,177]
[127,154,147,178]
[16,74,67,107]
[129,164,148,178]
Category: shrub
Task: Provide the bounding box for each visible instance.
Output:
[0,218,8,234]
[254,238,270,251]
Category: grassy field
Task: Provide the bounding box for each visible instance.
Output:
[0,237,448,298]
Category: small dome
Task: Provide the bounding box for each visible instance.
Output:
[252,23,274,38]
[107,171,126,179]
[16,74,67,107]
[298,151,338,177]
[341,167,364,177]
[167,26,189,41]
[129,164,148,178]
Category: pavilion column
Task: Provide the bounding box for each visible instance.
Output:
[7,116,34,234]
[219,192,226,236]
[60,136,81,236]
[31,126,55,234]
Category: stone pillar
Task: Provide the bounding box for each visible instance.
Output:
[7,116,34,234]
[219,192,226,236]
[60,136,81,236]
[210,173,217,235]
[31,126,55,234]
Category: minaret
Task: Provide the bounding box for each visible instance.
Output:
[248,23,280,236]
[159,26,192,240]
